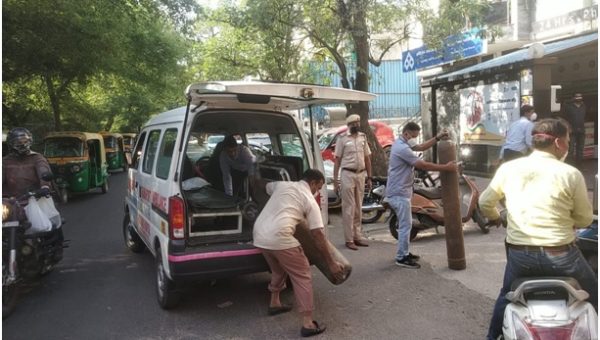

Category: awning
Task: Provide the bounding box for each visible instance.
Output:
[427,32,598,85]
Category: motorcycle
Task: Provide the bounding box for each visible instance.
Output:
[361,177,388,224]
[502,278,598,340]
[2,176,66,319]
[388,167,489,240]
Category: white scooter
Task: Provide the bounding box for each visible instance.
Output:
[502,277,598,340]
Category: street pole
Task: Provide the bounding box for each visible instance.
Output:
[438,140,466,270]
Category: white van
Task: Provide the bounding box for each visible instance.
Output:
[123,81,375,309]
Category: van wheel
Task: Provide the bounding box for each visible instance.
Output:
[123,213,145,253]
[101,178,109,194]
[155,246,180,309]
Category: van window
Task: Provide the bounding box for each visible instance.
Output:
[131,132,146,169]
[142,130,161,174]
[156,128,178,179]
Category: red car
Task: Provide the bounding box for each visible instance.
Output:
[318,120,395,161]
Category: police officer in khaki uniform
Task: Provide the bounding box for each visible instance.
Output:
[333,114,372,250]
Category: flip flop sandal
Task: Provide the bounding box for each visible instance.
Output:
[301,320,327,337]
[267,304,293,316]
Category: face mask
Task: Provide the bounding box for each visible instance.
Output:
[407,138,418,148]
[349,126,359,134]
[529,113,537,121]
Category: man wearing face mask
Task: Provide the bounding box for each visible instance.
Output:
[479,118,596,340]
[385,122,456,268]
[498,104,537,162]
[562,93,587,167]
[333,114,372,250]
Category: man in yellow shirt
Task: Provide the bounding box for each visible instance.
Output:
[479,118,596,340]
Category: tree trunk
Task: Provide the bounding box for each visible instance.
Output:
[347,0,388,177]
[44,75,62,131]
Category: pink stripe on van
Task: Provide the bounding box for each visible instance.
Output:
[168,248,263,262]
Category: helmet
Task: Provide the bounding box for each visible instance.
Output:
[7,127,33,155]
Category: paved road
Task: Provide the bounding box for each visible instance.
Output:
[3,172,496,339]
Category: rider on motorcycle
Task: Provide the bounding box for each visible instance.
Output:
[2,127,52,199]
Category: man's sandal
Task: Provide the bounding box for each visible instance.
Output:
[301,320,327,337]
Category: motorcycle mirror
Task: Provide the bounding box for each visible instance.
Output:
[41,172,54,181]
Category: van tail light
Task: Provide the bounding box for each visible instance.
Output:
[169,196,186,239]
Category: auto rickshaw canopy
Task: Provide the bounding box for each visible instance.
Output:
[44,131,107,164]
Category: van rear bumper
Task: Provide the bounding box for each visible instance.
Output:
[167,242,269,282]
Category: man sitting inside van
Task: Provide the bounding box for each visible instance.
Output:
[218,135,256,197]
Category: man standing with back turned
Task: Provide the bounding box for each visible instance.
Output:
[333,114,372,250]
[479,118,596,340]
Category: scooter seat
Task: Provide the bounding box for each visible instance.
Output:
[413,187,442,200]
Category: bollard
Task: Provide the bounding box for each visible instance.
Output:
[437,140,466,270]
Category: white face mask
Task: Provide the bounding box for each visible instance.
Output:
[530,113,538,121]
[407,138,418,148]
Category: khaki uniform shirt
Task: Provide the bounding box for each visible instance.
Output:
[334,132,371,171]
[479,150,593,246]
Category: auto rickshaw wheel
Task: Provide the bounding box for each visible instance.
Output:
[101,178,109,194]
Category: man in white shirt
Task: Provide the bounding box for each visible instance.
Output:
[253,169,343,337]
[499,105,537,162]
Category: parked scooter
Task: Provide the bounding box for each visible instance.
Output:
[388,167,488,240]
[2,175,67,319]
[502,278,598,340]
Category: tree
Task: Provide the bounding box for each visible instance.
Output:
[3,0,194,134]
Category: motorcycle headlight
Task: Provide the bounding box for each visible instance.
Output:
[3,203,11,222]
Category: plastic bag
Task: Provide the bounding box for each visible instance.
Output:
[24,197,52,234]
[38,196,61,228]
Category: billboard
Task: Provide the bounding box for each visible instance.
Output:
[459,81,520,143]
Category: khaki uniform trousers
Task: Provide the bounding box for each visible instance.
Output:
[340,169,366,243]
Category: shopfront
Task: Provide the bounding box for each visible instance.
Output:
[420,32,597,176]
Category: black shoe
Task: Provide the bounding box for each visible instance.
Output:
[407,253,420,261]
[395,257,421,269]
[301,321,327,337]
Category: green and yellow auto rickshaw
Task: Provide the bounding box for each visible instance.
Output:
[99,132,128,172]
[43,132,110,203]
[121,133,137,166]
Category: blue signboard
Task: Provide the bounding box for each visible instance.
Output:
[402,29,485,72]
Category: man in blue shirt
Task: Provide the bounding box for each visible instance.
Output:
[499,105,537,162]
[386,122,456,268]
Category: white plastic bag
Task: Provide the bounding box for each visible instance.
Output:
[24,197,52,234]
[38,196,61,228]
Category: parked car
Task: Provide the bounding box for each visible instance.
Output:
[122,81,375,309]
[318,120,395,162]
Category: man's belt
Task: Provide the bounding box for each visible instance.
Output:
[507,243,574,253]
[342,168,365,173]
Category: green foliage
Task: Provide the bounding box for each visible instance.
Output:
[2,0,192,135]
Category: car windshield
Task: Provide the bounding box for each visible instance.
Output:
[44,137,84,157]
[318,133,335,150]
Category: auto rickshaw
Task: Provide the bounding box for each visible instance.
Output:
[121,133,137,166]
[43,131,110,203]
[99,132,128,172]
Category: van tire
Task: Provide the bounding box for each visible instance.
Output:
[101,179,109,194]
[123,213,145,253]
[155,245,180,309]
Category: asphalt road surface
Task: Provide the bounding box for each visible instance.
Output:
[3,172,496,339]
